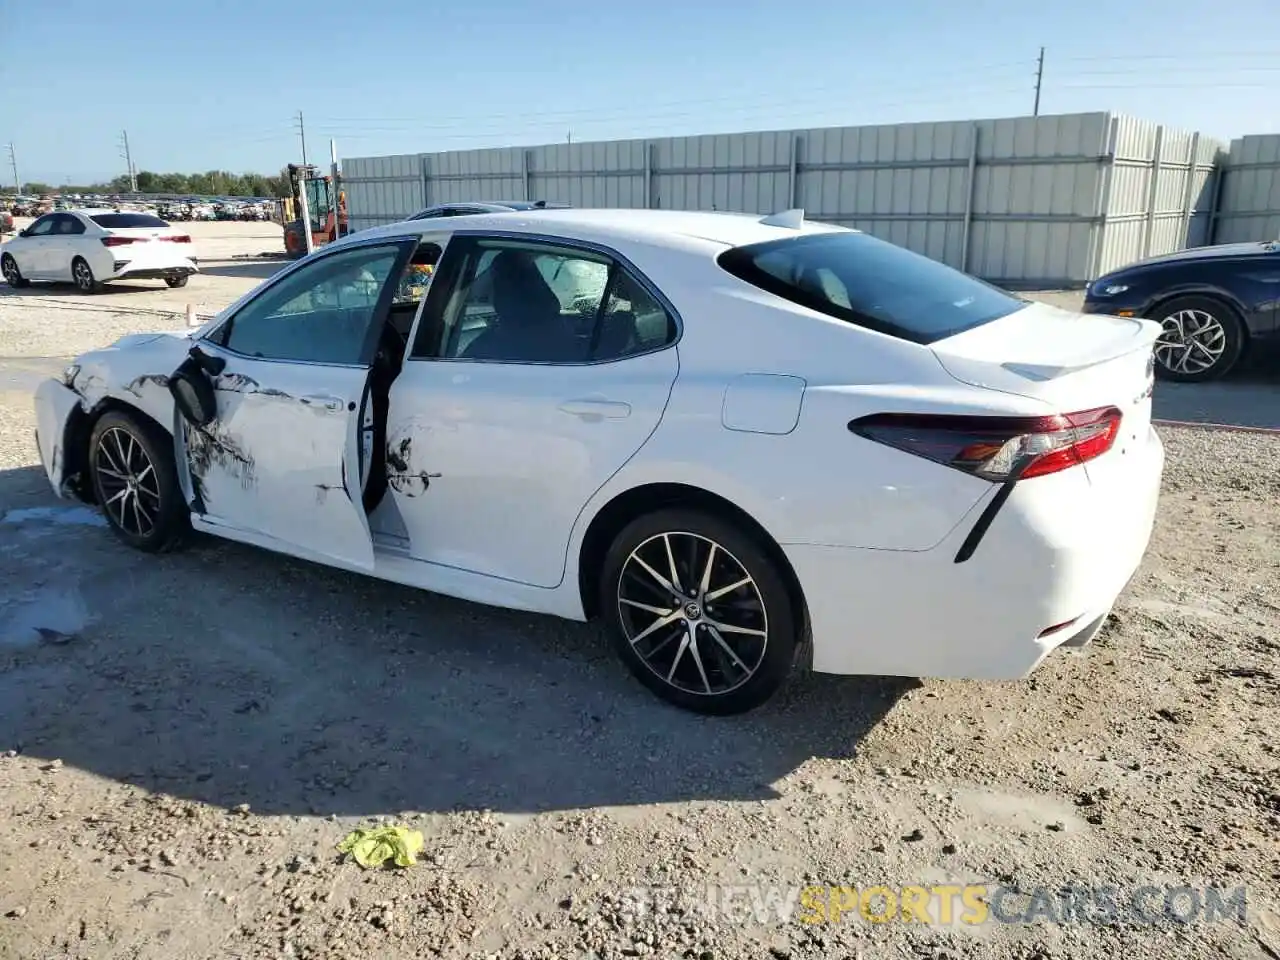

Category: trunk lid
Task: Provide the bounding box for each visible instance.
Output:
[931,301,1159,473]
[931,301,1157,407]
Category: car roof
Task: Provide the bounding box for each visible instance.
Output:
[353,208,847,254]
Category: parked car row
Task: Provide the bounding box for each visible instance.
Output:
[157,200,274,222]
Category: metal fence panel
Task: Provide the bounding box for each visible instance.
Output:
[1213,134,1280,243]
[1095,117,1226,277]
[341,153,424,232]
[342,111,1274,285]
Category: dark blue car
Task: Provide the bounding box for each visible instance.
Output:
[1083,240,1280,382]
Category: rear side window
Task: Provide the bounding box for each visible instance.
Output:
[90,213,170,229]
[717,231,1025,344]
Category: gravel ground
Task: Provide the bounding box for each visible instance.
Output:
[0,222,1278,960]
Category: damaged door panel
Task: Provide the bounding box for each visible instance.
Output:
[172,238,415,570]
[177,347,378,570]
[386,234,681,588]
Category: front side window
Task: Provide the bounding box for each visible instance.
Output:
[717,231,1025,344]
[25,215,55,237]
[213,243,406,364]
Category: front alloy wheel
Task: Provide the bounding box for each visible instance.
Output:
[1,253,28,288]
[1151,296,1244,382]
[602,509,798,714]
[89,411,188,552]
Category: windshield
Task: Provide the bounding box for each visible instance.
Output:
[717,231,1025,344]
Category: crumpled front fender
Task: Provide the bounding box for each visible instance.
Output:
[34,379,86,497]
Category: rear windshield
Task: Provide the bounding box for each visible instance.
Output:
[90,213,170,229]
[716,231,1024,344]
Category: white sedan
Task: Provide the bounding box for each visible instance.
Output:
[2,210,198,292]
[30,208,1163,713]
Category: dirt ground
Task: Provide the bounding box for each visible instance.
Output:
[0,221,1278,960]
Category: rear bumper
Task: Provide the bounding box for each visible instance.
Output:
[108,256,198,281]
[787,426,1164,680]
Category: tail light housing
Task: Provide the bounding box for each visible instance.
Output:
[101,236,139,247]
[849,406,1123,482]
[162,234,192,243]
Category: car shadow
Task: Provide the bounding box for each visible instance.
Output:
[0,281,181,298]
[196,258,292,281]
[1152,346,1280,430]
[0,464,913,817]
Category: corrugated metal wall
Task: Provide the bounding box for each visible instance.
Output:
[343,111,1267,287]
[1093,118,1224,277]
[1211,134,1280,244]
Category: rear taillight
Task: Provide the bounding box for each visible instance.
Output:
[101,236,138,247]
[849,406,1123,482]
[162,234,191,243]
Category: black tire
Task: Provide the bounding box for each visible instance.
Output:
[71,256,101,293]
[165,275,189,289]
[600,508,797,715]
[1,253,30,288]
[1147,295,1245,383]
[88,410,189,552]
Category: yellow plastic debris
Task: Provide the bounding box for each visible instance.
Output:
[336,825,425,869]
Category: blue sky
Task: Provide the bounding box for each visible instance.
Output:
[3,0,1278,184]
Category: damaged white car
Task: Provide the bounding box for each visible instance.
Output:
[33,209,1164,714]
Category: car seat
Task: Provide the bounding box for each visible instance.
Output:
[462,251,582,362]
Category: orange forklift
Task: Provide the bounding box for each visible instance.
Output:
[281,163,349,258]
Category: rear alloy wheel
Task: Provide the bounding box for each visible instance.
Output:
[1150,295,1244,382]
[601,509,798,714]
[71,256,101,293]
[1,253,29,288]
[165,275,189,288]
[89,410,188,552]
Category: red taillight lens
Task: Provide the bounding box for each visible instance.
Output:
[849,406,1123,482]
[162,234,191,243]
[101,236,138,247]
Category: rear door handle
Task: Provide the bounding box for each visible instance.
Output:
[300,395,344,412]
[558,399,632,420]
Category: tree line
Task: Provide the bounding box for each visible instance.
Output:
[17,169,293,198]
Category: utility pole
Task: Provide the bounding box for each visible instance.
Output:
[1033,46,1045,116]
[567,129,572,145]
[119,130,138,192]
[295,110,308,167]
[5,143,18,192]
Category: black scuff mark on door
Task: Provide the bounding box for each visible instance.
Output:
[214,372,260,394]
[385,435,433,497]
[185,419,257,492]
[314,457,353,506]
[212,372,295,402]
[180,422,208,513]
[123,373,171,399]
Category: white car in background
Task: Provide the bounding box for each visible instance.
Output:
[1,210,198,292]
[30,208,1163,713]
